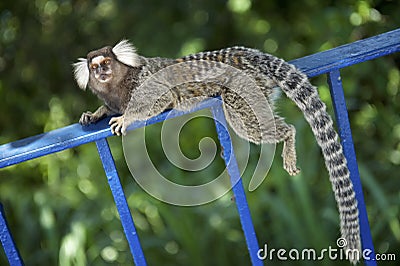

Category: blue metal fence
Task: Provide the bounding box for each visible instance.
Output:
[1,29,399,265]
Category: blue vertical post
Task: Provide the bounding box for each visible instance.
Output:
[0,204,23,266]
[327,70,376,265]
[95,138,147,266]
[211,103,263,266]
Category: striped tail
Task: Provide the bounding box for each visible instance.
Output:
[265,56,361,263]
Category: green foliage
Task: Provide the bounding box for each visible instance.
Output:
[0,0,399,265]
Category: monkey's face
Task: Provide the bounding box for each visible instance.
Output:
[73,40,140,90]
[89,55,113,83]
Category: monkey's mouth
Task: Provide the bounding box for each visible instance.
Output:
[98,74,112,83]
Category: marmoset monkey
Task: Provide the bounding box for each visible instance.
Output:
[73,40,361,263]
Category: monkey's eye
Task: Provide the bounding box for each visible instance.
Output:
[90,64,99,70]
[104,59,111,65]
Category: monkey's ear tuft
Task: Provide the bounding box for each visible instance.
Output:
[73,58,89,90]
[112,39,141,67]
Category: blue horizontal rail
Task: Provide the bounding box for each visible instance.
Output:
[1,28,399,265]
[290,28,400,77]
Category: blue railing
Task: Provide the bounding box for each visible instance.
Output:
[1,29,399,266]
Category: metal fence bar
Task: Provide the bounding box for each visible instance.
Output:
[0,204,23,266]
[290,28,400,77]
[327,70,376,265]
[95,138,147,266]
[211,103,263,266]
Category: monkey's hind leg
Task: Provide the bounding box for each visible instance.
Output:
[220,89,300,176]
[274,117,300,176]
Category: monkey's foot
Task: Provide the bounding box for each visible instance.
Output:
[283,157,300,176]
[109,116,127,136]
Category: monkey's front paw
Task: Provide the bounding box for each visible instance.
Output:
[79,111,97,125]
[109,116,127,136]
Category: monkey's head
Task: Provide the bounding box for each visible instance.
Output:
[73,40,141,91]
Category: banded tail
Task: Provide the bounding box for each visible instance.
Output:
[265,56,361,263]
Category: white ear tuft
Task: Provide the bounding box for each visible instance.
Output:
[112,39,140,67]
[73,58,89,90]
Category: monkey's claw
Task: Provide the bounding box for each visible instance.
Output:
[109,116,127,136]
[79,111,95,125]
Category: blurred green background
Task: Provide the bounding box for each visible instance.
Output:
[0,0,399,265]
